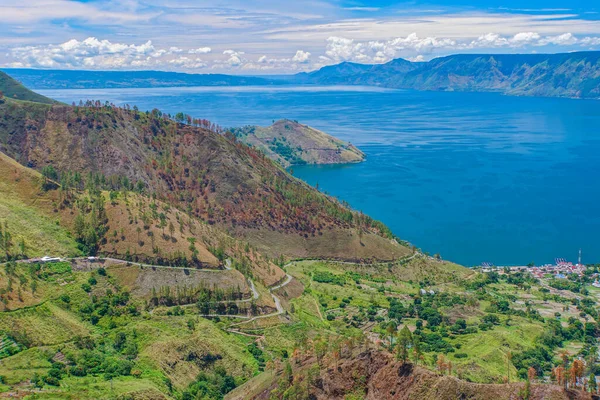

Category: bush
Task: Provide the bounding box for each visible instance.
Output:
[454,353,468,359]
[312,271,346,286]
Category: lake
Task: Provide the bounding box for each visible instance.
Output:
[39,86,600,266]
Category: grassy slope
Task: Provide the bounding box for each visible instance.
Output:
[0,71,56,105]
[0,302,91,346]
[0,151,81,258]
[106,263,250,299]
[0,98,408,263]
[0,148,286,283]
[231,119,364,167]
[133,317,258,390]
[279,259,582,384]
[0,261,262,399]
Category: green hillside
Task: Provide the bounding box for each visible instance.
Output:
[0,72,596,400]
[0,71,56,104]
[0,92,407,263]
[229,119,365,167]
[0,152,81,259]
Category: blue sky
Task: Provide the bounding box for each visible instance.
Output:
[1,0,599,73]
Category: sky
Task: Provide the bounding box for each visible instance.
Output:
[1,0,600,74]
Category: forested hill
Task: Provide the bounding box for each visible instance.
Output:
[0,71,57,104]
[228,119,365,167]
[0,93,408,261]
[296,51,600,99]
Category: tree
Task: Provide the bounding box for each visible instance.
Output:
[589,373,597,393]
[0,221,12,258]
[570,359,584,388]
[386,321,397,351]
[412,337,422,365]
[314,338,328,368]
[560,351,570,389]
[437,354,447,374]
[74,214,86,240]
[41,165,58,190]
[187,319,195,331]
[169,222,175,239]
[396,326,413,363]
[553,366,565,387]
[159,213,167,237]
[527,366,536,381]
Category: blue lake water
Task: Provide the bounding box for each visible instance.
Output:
[39,86,600,266]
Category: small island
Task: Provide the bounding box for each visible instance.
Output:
[229,119,365,167]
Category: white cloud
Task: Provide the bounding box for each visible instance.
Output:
[222,49,245,67]
[409,55,426,62]
[167,56,207,69]
[325,34,457,63]
[469,33,509,48]
[0,0,156,24]
[7,37,211,70]
[324,32,600,64]
[5,29,600,73]
[580,37,600,46]
[249,50,313,71]
[292,50,311,63]
[538,33,578,46]
[188,47,212,54]
[511,32,541,44]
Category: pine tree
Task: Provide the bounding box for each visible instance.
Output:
[386,321,397,351]
[396,326,413,363]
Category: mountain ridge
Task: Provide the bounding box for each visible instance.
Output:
[0,94,408,263]
[0,70,57,104]
[299,51,600,99]
[4,51,600,99]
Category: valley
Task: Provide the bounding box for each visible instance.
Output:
[0,70,599,400]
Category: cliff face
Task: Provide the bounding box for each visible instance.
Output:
[229,119,364,167]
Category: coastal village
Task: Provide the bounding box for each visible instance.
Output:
[479,250,600,287]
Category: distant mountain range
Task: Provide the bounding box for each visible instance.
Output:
[297,52,600,99]
[3,51,600,99]
[1,68,281,89]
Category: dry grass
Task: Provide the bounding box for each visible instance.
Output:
[102,193,219,266]
[239,228,411,262]
[107,263,250,299]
